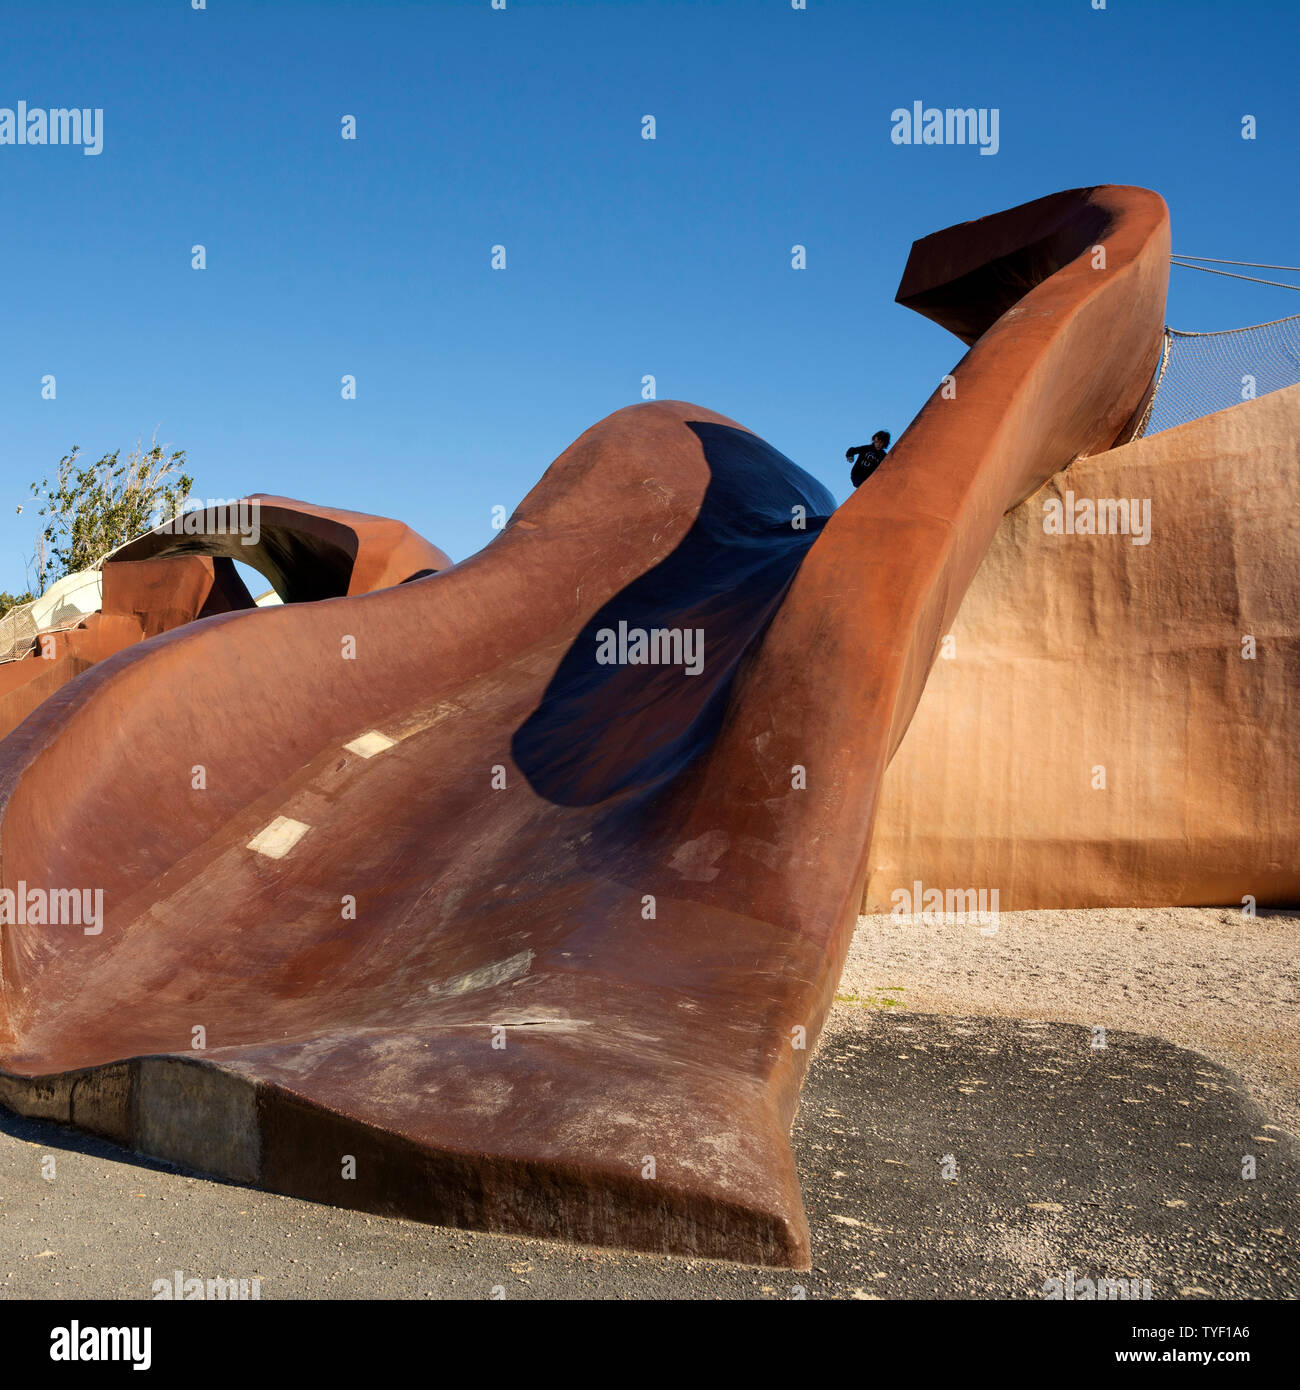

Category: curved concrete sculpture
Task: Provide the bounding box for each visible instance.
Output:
[107,495,451,602]
[0,499,450,741]
[0,186,1168,1265]
[866,380,1300,911]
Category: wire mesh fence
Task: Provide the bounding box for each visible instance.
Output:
[1135,313,1300,438]
[0,602,39,665]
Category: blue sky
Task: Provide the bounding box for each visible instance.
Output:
[1,0,1297,593]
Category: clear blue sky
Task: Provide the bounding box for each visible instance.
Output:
[1,0,1297,593]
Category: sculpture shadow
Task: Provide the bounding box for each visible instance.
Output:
[512,422,834,807]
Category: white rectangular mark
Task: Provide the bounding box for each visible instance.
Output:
[247,816,311,860]
[344,730,397,759]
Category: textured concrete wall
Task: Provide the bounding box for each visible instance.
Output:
[866,384,1300,911]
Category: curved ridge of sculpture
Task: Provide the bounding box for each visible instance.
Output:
[0,186,1169,1266]
[0,498,451,743]
[106,494,453,602]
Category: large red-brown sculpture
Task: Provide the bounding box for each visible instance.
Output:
[0,186,1169,1266]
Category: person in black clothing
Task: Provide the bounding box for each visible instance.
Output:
[846,430,890,488]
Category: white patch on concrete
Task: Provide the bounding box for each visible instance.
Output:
[667,830,728,882]
[428,949,534,999]
[344,730,396,759]
[491,1012,590,1032]
[247,816,311,860]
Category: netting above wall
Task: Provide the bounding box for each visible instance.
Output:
[1134,314,1300,439]
[0,602,38,664]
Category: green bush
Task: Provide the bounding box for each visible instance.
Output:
[29,434,193,593]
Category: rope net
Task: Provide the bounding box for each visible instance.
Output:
[0,603,86,665]
[1135,313,1300,439]
[0,602,39,665]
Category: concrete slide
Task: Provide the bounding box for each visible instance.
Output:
[0,186,1169,1266]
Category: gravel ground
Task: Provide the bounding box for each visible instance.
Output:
[842,906,1300,1134]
